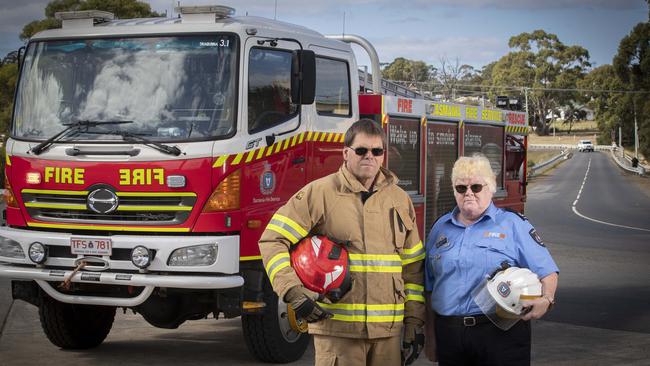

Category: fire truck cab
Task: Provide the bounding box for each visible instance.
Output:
[0,5,528,363]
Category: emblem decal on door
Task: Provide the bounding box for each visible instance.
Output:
[260,170,276,195]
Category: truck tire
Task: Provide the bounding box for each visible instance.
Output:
[241,286,310,363]
[39,296,116,349]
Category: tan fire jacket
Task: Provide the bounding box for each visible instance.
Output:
[259,164,426,339]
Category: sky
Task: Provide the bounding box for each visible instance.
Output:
[0,0,647,71]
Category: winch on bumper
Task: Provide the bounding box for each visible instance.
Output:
[0,226,244,307]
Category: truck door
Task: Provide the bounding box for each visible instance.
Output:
[239,38,307,258]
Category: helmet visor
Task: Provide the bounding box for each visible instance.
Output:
[471,280,521,331]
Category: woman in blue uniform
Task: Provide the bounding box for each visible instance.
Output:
[425,154,559,366]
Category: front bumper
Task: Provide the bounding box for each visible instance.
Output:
[0,226,244,306]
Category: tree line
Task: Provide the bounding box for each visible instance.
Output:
[0,0,648,157]
[382,3,650,157]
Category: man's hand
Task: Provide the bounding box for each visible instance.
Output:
[401,318,424,365]
[520,297,551,321]
[284,286,333,323]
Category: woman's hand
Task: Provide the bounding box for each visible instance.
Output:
[520,297,551,321]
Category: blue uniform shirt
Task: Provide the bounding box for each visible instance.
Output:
[424,203,559,316]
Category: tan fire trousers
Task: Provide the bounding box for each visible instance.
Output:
[313,334,402,366]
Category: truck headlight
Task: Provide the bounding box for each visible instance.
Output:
[28,242,47,264]
[0,237,25,259]
[131,246,152,269]
[168,244,218,266]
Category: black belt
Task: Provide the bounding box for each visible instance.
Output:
[435,314,492,327]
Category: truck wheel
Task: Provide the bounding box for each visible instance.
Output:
[39,296,116,349]
[241,288,310,363]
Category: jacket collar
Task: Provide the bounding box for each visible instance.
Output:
[338,164,397,193]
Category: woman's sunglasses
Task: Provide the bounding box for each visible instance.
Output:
[454,184,487,194]
[348,146,385,157]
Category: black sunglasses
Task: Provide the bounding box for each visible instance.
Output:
[454,184,487,194]
[348,146,384,157]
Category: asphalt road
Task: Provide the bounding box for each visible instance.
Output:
[1,151,649,365]
[526,150,650,334]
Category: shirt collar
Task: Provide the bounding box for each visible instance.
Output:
[448,202,498,227]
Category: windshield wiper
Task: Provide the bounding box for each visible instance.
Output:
[114,131,181,156]
[30,120,133,155]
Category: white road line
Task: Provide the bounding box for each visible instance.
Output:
[572,157,650,232]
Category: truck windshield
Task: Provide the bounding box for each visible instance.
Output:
[13,34,238,142]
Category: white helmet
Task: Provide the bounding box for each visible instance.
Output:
[471,265,542,330]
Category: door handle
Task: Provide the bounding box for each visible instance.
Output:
[292,156,306,164]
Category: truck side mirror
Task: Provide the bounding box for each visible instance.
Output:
[291,50,315,105]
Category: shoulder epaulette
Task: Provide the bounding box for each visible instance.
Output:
[504,207,528,221]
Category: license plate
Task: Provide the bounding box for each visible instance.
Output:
[70,237,112,256]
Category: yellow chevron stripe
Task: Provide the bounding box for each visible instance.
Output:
[319,133,327,142]
[213,155,228,168]
[307,131,314,141]
[327,133,334,142]
[256,147,266,160]
[232,152,244,165]
[245,150,256,163]
[283,138,290,150]
[291,134,298,147]
[299,132,305,144]
[266,144,275,157]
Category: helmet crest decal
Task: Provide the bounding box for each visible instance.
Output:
[497,282,511,297]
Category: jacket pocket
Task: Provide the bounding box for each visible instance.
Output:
[391,206,413,249]
[393,275,406,302]
[392,275,406,330]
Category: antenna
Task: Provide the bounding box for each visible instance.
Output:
[342,11,346,36]
[274,0,277,20]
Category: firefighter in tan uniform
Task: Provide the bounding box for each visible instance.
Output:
[259,119,426,366]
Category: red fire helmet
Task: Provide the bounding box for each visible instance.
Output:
[290,235,351,302]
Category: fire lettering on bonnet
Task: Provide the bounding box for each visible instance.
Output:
[44,167,85,184]
[119,168,165,186]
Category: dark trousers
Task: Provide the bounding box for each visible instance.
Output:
[434,315,531,366]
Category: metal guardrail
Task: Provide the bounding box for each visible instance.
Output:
[610,148,647,176]
[528,149,571,177]
[529,144,610,151]
[529,144,647,176]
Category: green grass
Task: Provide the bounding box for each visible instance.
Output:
[528,150,563,167]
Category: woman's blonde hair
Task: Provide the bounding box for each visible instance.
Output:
[451,154,497,193]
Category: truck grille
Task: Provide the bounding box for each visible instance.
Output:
[22,189,197,225]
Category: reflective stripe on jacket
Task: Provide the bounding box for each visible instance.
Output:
[259,165,425,339]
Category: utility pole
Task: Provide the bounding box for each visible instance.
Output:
[633,97,639,159]
[523,87,530,132]
[619,125,623,158]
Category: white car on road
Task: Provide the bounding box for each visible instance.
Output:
[577,140,594,152]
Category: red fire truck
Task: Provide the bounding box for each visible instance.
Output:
[0,5,528,362]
